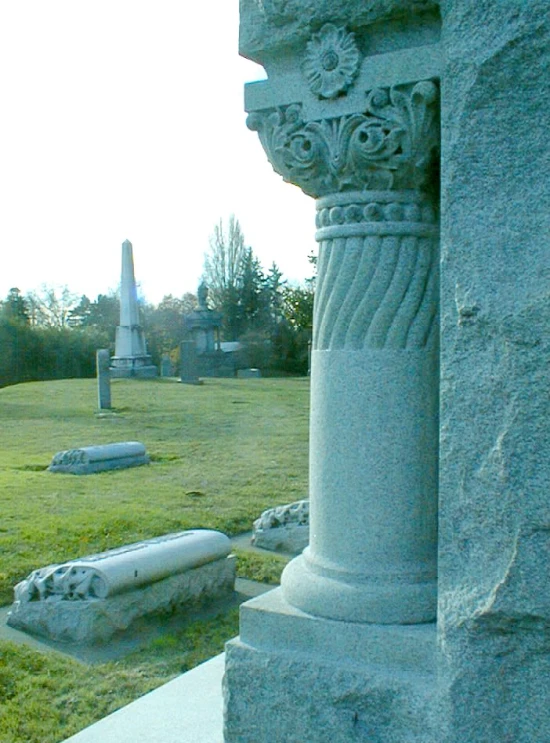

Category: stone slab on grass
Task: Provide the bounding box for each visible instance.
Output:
[48,441,150,474]
[7,530,236,644]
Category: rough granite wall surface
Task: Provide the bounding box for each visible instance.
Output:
[438,3,550,741]
[224,641,441,743]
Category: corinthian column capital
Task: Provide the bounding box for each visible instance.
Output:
[247,80,439,198]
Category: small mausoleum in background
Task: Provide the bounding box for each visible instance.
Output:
[182,282,222,355]
[181,283,236,377]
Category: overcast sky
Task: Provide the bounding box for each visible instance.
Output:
[0,1,316,304]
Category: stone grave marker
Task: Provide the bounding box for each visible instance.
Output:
[160,355,173,377]
[96,349,111,410]
[236,368,261,379]
[252,500,309,555]
[110,240,157,378]
[180,340,200,385]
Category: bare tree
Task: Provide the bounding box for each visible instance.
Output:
[26,285,79,327]
[203,215,249,339]
[203,215,246,302]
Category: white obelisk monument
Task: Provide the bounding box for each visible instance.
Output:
[110,240,157,378]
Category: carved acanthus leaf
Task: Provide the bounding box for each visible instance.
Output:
[247,81,439,197]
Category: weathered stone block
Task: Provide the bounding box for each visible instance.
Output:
[224,590,441,743]
[252,500,309,555]
[438,4,550,740]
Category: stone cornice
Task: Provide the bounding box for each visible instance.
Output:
[247,80,439,198]
[239,0,440,64]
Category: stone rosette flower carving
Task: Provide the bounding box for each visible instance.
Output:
[303,23,360,99]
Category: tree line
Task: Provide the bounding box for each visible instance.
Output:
[0,217,315,388]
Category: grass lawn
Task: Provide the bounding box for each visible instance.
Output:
[0,376,309,743]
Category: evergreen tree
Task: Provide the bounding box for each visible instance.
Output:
[1,288,30,325]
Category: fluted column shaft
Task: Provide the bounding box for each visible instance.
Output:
[282,190,439,623]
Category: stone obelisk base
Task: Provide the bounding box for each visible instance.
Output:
[110,356,158,379]
[224,589,441,743]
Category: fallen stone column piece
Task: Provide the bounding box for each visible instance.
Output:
[48,441,150,474]
[252,500,309,555]
[7,530,236,644]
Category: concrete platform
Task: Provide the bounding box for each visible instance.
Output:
[63,647,225,742]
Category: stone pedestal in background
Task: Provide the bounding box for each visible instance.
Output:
[110,240,157,379]
[96,349,111,410]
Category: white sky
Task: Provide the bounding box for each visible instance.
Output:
[0,1,316,305]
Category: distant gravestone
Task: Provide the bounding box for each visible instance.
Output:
[180,340,200,385]
[96,349,111,410]
[48,441,149,475]
[160,355,173,378]
[7,530,236,644]
[237,368,261,379]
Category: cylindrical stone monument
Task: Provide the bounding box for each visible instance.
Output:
[248,78,440,624]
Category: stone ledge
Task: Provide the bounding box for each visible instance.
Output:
[62,653,225,743]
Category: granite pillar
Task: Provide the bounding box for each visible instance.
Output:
[283,188,439,625]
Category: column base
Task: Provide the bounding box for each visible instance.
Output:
[282,550,437,624]
[224,588,442,743]
[110,357,158,378]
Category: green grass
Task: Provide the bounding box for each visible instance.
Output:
[0,376,309,742]
[0,377,308,605]
[0,608,241,743]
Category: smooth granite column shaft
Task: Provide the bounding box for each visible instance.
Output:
[282,190,439,624]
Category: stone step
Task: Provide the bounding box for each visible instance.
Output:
[62,649,226,742]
